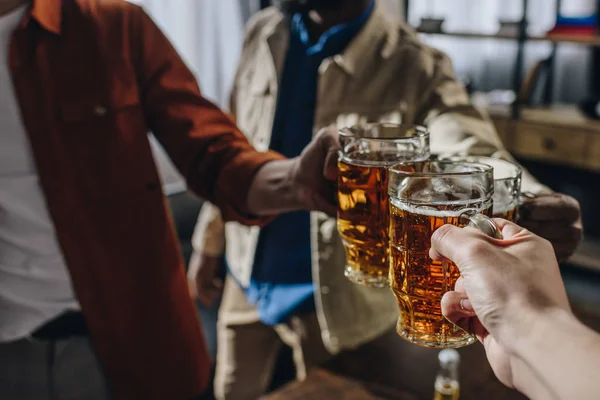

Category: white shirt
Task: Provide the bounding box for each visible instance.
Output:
[0,5,79,342]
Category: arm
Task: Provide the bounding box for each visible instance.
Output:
[130,7,283,224]
[414,52,549,195]
[415,52,582,259]
[247,129,339,216]
[509,307,600,400]
[433,221,596,400]
[130,8,337,221]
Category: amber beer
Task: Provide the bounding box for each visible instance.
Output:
[490,158,522,221]
[338,156,393,287]
[389,202,491,347]
[337,124,430,288]
[493,203,518,221]
[388,161,496,348]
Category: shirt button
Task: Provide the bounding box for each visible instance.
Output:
[321,286,330,294]
[93,105,107,116]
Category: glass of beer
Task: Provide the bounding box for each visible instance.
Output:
[338,123,430,288]
[487,158,522,221]
[388,160,500,348]
[441,156,522,221]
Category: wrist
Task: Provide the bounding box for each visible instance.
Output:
[500,305,571,353]
[505,306,598,400]
[246,158,302,216]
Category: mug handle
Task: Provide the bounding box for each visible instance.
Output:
[461,212,503,240]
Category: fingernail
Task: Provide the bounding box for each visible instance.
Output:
[460,298,475,314]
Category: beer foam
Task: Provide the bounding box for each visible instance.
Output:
[396,178,489,205]
[390,198,481,218]
[341,152,426,167]
[493,202,517,215]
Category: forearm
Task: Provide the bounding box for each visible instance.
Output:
[246,159,303,216]
[508,308,600,400]
[130,5,286,224]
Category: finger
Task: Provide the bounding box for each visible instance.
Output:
[492,218,526,239]
[441,291,476,334]
[430,224,488,265]
[323,145,340,182]
[317,128,341,181]
[443,290,475,313]
[519,194,581,222]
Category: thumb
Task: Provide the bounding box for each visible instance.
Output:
[316,127,340,181]
[430,225,489,269]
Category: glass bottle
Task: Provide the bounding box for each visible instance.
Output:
[433,349,460,400]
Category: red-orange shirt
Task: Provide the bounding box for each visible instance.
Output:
[8,0,282,398]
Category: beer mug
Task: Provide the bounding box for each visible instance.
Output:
[337,123,430,288]
[388,160,501,348]
[441,156,522,221]
[487,158,522,221]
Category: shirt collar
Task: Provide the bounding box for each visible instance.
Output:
[24,0,62,35]
[333,2,396,77]
[291,0,374,58]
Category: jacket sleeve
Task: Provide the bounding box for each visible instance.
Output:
[414,52,551,195]
[188,12,276,260]
[192,17,272,257]
[129,6,285,224]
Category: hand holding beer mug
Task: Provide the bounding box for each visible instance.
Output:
[388,161,502,348]
[337,123,430,288]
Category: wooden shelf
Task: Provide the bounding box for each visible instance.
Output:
[417,30,600,47]
[489,104,600,132]
[489,105,600,173]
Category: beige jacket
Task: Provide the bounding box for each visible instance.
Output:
[191,3,549,354]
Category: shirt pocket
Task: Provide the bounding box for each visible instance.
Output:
[57,65,160,207]
[233,71,275,152]
[59,92,140,124]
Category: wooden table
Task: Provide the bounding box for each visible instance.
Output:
[264,329,526,400]
[261,368,418,400]
[265,307,600,399]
